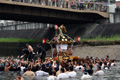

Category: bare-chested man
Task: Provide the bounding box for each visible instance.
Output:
[26,44,34,61]
[22,67,35,76]
[4,60,10,71]
[14,73,24,80]
[4,65,10,71]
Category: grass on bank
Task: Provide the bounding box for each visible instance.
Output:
[0,38,40,42]
[81,35,120,42]
[77,35,120,46]
[0,35,120,42]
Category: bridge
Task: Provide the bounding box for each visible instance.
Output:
[0,0,109,24]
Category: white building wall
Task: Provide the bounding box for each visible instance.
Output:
[109,4,116,23]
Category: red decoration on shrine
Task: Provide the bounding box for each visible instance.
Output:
[42,39,46,44]
[55,37,58,42]
[54,25,58,30]
[77,37,81,42]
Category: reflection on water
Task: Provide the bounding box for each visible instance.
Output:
[0,63,120,80]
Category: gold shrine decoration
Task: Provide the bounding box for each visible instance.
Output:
[63,52,67,56]
[46,39,49,43]
[65,39,67,41]
[63,36,65,38]
[74,37,81,42]
[50,41,74,44]
[62,56,70,60]
[48,24,76,44]
[59,24,67,33]
[74,37,77,42]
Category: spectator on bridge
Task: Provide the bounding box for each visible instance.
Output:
[89,1,93,10]
[19,0,23,2]
[52,0,55,7]
[40,0,43,5]
[56,0,59,7]
[38,0,41,4]
[65,0,69,8]
[76,0,80,9]
[70,0,74,9]
[16,0,19,2]
[95,1,99,11]
[99,3,103,11]
[9,0,108,12]
[29,0,32,3]
[48,0,52,6]
[60,0,64,8]
[85,1,88,10]
[103,4,108,12]
[79,2,85,10]
[31,0,35,4]
[24,0,28,3]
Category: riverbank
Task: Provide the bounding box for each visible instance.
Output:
[46,45,120,60]
[72,45,120,60]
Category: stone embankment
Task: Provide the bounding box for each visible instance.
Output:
[46,45,120,60]
[73,45,120,60]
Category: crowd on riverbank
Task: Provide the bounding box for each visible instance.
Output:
[0,55,117,80]
[6,0,108,12]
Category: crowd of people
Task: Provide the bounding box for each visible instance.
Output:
[6,0,108,12]
[0,46,117,80]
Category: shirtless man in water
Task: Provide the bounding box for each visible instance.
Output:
[14,73,24,80]
[22,67,35,76]
[4,65,10,71]
[4,60,11,71]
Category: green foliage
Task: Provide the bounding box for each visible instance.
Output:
[81,35,120,41]
[74,35,120,46]
[0,38,40,42]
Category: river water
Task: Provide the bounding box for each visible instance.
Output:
[0,63,120,80]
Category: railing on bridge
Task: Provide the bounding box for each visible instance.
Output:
[5,0,108,12]
[0,21,54,30]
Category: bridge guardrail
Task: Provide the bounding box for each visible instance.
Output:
[5,0,108,12]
